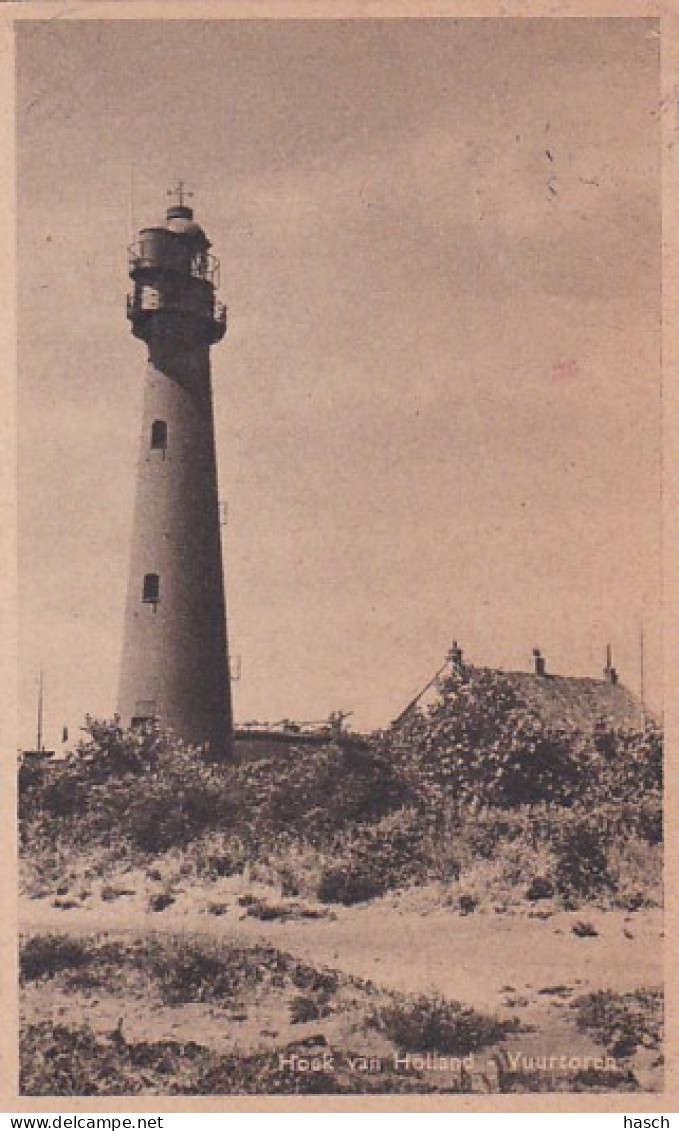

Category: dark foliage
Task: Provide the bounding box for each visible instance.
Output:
[21,1022,441,1095]
[289,994,333,1024]
[554,823,613,899]
[573,989,664,1059]
[19,678,662,910]
[20,718,415,861]
[19,933,342,1012]
[20,935,91,983]
[381,667,662,813]
[317,867,384,905]
[317,807,427,903]
[499,1066,639,1093]
[369,993,520,1054]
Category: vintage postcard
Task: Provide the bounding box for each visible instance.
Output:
[2,0,677,1113]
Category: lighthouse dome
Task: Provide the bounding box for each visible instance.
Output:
[165,204,209,244]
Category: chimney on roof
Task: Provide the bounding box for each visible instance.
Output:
[533,648,547,677]
[604,643,618,685]
[448,639,464,673]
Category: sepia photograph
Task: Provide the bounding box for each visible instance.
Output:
[13,12,664,1099]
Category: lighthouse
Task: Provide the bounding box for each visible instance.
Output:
[117,184,234,758]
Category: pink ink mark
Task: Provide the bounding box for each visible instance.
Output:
[551,357,579,380]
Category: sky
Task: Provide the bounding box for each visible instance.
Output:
[16,17,662,747]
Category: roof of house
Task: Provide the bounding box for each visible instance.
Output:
[491,670,644,732]
[393,652,647,733]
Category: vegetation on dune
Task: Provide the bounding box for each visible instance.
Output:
[20,717,413,852]
[21,1017,651,1095]
[19,934,92,983]
[19,931,661,1096]
[19,933,520,1095]
[573,988,664,1060]
[19,666,662,910]
[498,1064,640,1093]
[20,1022,446,1095]
[20,932,346,1011]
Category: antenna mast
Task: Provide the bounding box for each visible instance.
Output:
[640,622,646,728]
[130,164,136,243]
[37,671,43,753]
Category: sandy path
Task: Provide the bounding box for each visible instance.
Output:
[20,895,662,1012]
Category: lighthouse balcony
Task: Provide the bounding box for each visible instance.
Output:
[128,239,220,287]
[127,292,227,342]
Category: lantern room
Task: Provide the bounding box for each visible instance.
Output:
[126,191,226,345]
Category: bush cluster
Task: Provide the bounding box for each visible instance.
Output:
[20,1022,440,1095]
[574,988,664,1059]
[19,669,663,910]
[20,718,414,861]
[381,667,662,813]
[317,808,426,904]
[369,993,520,1054]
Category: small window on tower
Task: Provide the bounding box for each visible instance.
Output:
[151,420,167,451]
[142,573,160,604]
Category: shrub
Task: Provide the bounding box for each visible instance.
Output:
[574,989,663,1059]
[381,668,588,809]
[289,994,332,1024]
[100,884,134,902]
[21,933,342,1017]
[608,836,662,910]
[20,1023,143,1095]
[290,965,338,995]
[317,865,384,906]
[317,808,428,904]
[369,992,520,1054]
[572,920,598,938]
[554,822,613,899]
[244,899,293,921]
[153,944,239,1004]
[382,668,664,815]
[20,936,91,983]
[260,744,413,835]
[146,940,292,1006]
[148,892,175,913]
[526,876,554,901]
[499,1065,638,1093]
[206,901,228,916]
[200,838,245,879]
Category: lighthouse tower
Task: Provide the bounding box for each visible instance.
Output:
[117,185,233,758]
